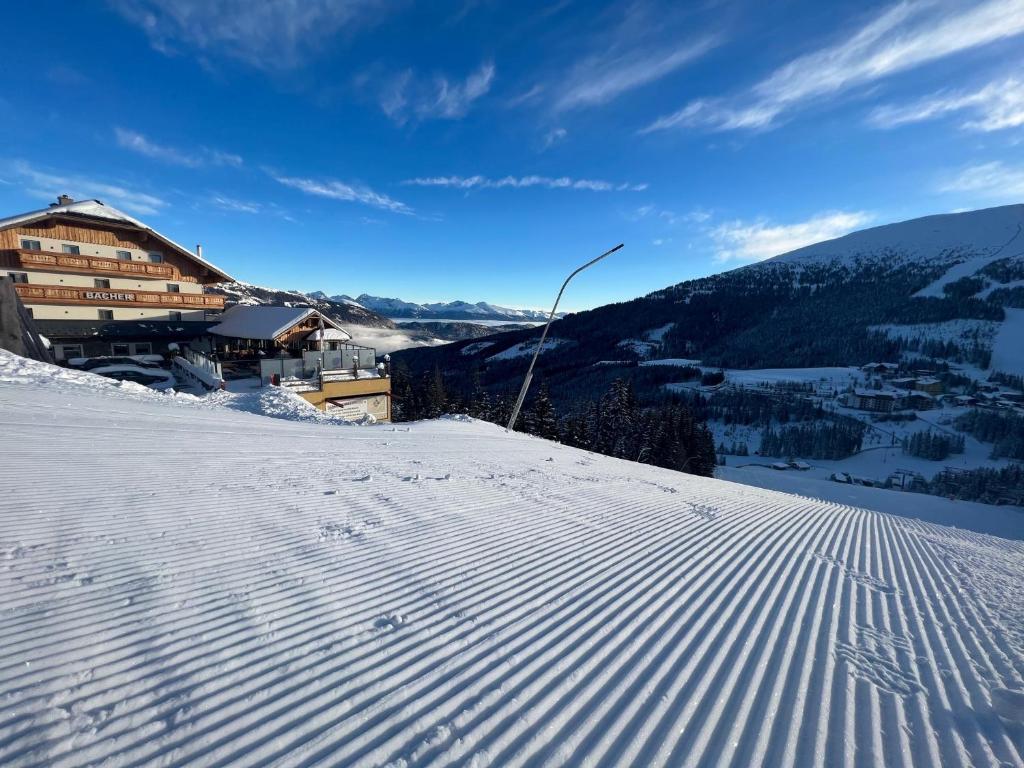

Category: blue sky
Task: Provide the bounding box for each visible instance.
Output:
[1,0,1023,311]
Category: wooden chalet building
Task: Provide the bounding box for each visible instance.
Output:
[0,196,232,359]
[207,305,392,420]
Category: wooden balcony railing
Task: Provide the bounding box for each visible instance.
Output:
[13,249,198,283]
[14,283,224,309]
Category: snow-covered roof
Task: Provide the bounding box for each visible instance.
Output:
[851,389,901,399]
[0,199,234,281]
[208,305,343,340]
[305,327,352,342]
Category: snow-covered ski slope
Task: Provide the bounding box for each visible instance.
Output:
[1,354,1023,767]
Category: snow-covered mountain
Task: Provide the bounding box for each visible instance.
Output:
[349,294,562,322]
[770,204,1024,269]
[2,349,1022,766]
[207,282,395,329]
[779,201,1015,274]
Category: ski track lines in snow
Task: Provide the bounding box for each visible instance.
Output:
[1,386,1023,767]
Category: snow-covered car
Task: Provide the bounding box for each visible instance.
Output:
[69,356,164,371]
[90,364,176,391]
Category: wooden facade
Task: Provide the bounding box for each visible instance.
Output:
[4,249,198,281]
[0,217,223,284]
[14,283,224,310]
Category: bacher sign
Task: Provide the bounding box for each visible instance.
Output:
[84,291,137,302]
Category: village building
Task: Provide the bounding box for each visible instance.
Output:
[842,390,901,413]
[913,377,944,396]
[904,391,937,411]
[891,377,918,390]
[860,362,898,376]
[206,305,392,420]
[0,196,231,359]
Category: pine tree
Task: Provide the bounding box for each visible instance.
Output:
[526,383,560,441]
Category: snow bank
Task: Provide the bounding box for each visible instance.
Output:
[460,340,495,356]
[990,308,1024,377]
[487,337,570,361]
[1,350,1023,767]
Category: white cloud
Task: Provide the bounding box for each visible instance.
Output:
[370,62,495,124]
[269,171,412,214]
[710,211,873,262]
[109,0,389,70]
[631,205,711,225]
[402,175,647,192]
[555,35,719,111]
[644,0,1024,133]
[115,128,243,168]
[209,195,262,213]
[541,127,568,149]
[422,61,495,119]
[868,76,1024,131]
[938,161,1024,198]
[9,160,168,216]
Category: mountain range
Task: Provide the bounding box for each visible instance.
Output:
[307,293,561,323]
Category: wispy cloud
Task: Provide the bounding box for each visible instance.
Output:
[115,128,243,168]
[541,127,568,150]
[710,211,873,262]
[365,61,495,125]
[207,194,296,221]
[938,161,1024,199]
[424,61,495,119]
[402,175,647,192]
[630,204,711,225]
[109,0,390,70]
[556,35,719,112]
[644,0,1024,133]
[269,171,413,214]
[8,160,167,216]
[868,76,1024,131]
[208,194,262,213]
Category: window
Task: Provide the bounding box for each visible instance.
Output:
[7,272,28,284]
[133,342,152,355]
[111,343,130,356]
[168,311,182,321]
[98,309,114,321]
[94,278,111,289]
[62,244,81,255]
[116,250,132,261]
[166,283,180,293]
[20,238,41,250]
[147,252,163,263]
[54,344,83,361]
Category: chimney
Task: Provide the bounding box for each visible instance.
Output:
[196,244,203,259]
[57,194,74,206]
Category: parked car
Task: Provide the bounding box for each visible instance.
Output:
[91,365,176,391]
[70,356,164,371]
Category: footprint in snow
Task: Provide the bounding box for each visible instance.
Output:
[374,614,406,631]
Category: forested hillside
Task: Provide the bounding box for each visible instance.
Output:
[394,205,1024,408]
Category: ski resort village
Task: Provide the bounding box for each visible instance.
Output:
[4,1,1024,763]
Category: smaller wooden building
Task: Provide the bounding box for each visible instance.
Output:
[207,305,391,420]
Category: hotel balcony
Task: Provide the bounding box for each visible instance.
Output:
[14,283,225,309]
[12,248,198,282]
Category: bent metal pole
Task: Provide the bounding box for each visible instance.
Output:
[506,243,624,432]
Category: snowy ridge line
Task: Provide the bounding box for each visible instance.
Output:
[1,371,1024,765]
